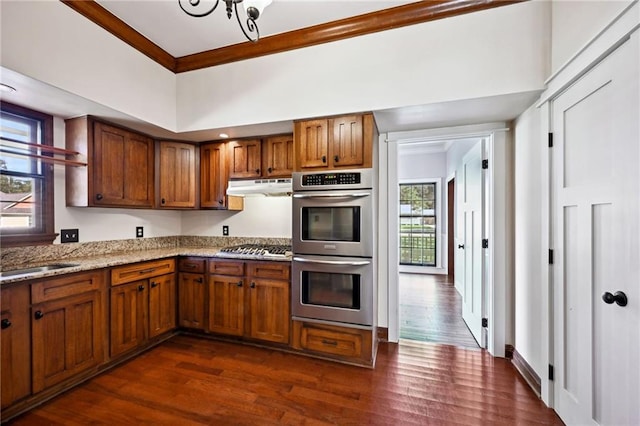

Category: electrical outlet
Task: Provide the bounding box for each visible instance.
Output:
[136,226,144,238]
[222,225,229,236]
[61,228,79,243]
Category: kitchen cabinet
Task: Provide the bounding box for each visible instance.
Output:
[1,284,31,409]
[31,271,105,393]
[66,116,155,208]
[110,259,176,358]
[294,113,376,171]
[178,257,206,330]
[158,141,197,208]
[207,260,290,344]
[227,139,262,179]
[263,134,294,177]
[292,320,375,366]
[200,142,244,211]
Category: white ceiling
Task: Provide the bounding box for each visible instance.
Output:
[95,0,415,56]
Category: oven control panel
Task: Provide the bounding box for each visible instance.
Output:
[302,172,361,186]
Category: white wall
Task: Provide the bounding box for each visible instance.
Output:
[551,0,633,74]
[0,1,176,130]
[445,138,481,178]
[177,1,550,132]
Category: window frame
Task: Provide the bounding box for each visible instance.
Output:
[0,101,56,247]
[399,181,438,267]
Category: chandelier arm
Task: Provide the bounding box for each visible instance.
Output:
[234,1,260,42]
[178,0,220,18]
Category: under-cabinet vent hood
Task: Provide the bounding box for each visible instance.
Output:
[226,178,292,197]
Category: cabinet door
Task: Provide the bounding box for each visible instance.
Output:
[32,291,103,393]
[93,122,154,207]
[227,140,262,179]
[264,135,294,177]
[158,142,197,208]
[248,278,290,344]
[296,119,329,169]
[329,115,364,167]
[200,142,227,209]
[148,273,176,338]
[1,285,31,408]
[110,281,147,358]
[178,273,206,330]
[207,275,244,336]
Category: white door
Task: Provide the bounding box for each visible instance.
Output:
[457,141,485,346]
[552,31,639,426]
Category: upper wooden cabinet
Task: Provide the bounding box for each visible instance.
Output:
[263,135,294,178]
[66,117,155,208]
[200,142,227,209]
[157,141,197,209]
[294,113,376,171]
[227,139,262,179]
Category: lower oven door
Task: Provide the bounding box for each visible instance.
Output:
[292,255,373,326]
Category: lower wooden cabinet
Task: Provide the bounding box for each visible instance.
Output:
[207,274,245,336]
[178,272,206,330]
[110,280,148,358]
[292,320,375,366]
[149,274,176,337]
[1,284,31,409]
[247,278,289,344]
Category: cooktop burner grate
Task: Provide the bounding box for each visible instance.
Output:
[215,244,292,259]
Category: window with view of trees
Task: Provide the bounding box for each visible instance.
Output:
[0,102,55,246]
[400,183,436,266]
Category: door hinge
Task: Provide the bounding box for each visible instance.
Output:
[482,318,488,328]
[548,364,554,381]
[549,249,554,265]
[548,133,553,148]
[482,159,489,169]
[482,239,489,249]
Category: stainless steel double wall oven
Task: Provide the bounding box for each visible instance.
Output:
[292,168,375,326]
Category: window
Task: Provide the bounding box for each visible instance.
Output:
[0,102,55,247]
[400,182,436,266]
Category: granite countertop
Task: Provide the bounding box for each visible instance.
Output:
[0,240,292,286]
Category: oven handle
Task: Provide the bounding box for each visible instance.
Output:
[293,257,371,266]
[292,192,370,199]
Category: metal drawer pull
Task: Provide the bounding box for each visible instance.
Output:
[322,339,338,346]
[196,277,204,283]
[293,257,370,266]
[138,268,156,274]
[293,192,370,199]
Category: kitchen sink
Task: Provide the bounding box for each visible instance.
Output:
[0,263,80,279]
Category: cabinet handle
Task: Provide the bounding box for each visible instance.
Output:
[185,264,197,269]
[250,282,256,288]
[255,168,260,174]
[1,318,11,329]
[138,285,145,291]
[237,280,243,287]
[334,155,339,163]
[322,339,338,346]
[161,198,166,205]
[151,282,158,288]
[218,199,224,205]
[96,193,103,200]
[138,268,156,274]
[196,277,204,283]
[321,155,327,163]
[267,167,272,173]
[34,311,44,320]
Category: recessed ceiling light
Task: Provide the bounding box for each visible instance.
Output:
[0,83,17,93]
[219,133,229,138]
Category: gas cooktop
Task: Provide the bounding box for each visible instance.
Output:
[213,244,292,261]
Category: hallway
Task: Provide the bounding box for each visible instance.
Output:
[399,273,479,349]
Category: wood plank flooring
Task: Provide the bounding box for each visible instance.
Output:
[8,335,562,425]
[399,273,480,349]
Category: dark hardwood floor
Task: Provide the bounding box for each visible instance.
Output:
[9,335,562,425]
[399,273,480,349]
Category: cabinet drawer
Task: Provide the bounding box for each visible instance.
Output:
[292,321,372,362]
[208,260,244,276]
[178,257,206,273]
[31,270,103,304]
[111,259,175,286]
[247,262,290,280]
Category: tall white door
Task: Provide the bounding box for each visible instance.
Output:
[457,141,485,346]
[552,31,639,426]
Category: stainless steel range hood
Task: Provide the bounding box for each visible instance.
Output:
[226,178,293,197]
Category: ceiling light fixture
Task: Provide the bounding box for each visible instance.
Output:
[179,0,272,43]
[219,133,229,138]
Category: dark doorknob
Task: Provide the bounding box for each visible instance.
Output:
[458,244,465,249]
[602,291,628,307]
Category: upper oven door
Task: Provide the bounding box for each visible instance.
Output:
[292,190,373,257]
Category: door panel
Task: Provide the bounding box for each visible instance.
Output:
[553,32,639,426]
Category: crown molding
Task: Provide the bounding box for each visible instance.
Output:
[61,0,525,74]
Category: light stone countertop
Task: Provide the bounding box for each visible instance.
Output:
[0,245,292,286]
